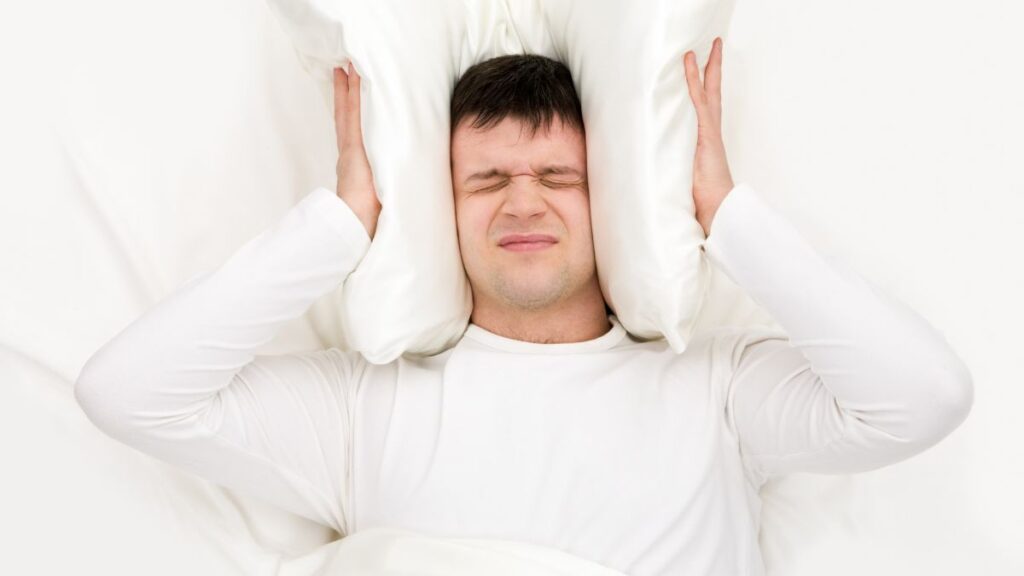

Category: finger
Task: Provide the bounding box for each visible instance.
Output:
[333,66,349,120]
[333,67,350,154]
[346,62,364,146]
[704,37,723,105]
[682,51,707,115]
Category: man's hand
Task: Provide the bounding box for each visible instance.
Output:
[683,37,734,238]
[334,62,382,240]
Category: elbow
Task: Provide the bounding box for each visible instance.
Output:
[940,357,974,430]
[73,346,135,436]
[932,331,977,431]
[73,353,113,427]
[916,355,975,442]
[74,349,102,410]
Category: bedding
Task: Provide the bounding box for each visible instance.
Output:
[302,527,630,575]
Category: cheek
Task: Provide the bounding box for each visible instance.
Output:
[456,205,492,258]
[561,195,594,246]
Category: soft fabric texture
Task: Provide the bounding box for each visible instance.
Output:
[309,527,630,575]
[264,0,739,363]
[74,182,973,575]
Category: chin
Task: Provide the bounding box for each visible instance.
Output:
[505,273,570,302]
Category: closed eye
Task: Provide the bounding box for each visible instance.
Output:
[471,177,586,194]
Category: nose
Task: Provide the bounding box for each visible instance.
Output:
[500,175,548,220]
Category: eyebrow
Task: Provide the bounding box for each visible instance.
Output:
[463,164,582,185]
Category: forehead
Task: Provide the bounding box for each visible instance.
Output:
[450,116,585,176]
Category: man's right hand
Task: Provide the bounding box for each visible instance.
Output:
[334,62,382,240]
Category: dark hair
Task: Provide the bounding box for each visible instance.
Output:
[450,54,585,138]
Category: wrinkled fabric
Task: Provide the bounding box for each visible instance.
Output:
[304,526,630,576]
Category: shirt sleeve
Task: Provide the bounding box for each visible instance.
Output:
[73,187,372,535]
[702,183,974,485]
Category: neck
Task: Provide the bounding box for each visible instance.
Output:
[469,282,612,344]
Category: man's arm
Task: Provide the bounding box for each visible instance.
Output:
[75,61,381,534]
[704,183,974,484]
[73,187,373,534]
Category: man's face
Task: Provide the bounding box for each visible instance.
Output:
[451,115,596,313]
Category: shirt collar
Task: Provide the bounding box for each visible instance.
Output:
[462,314,629,354]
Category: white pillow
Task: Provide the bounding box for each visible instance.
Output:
[265,0,738,363]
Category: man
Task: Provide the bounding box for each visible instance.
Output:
[74,38,973,575]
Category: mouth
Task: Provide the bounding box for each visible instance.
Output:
[498,233,558,252]
[498,233,558,251]
[501,240,556,252]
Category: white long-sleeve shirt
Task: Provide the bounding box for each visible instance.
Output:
[73,182,974,576]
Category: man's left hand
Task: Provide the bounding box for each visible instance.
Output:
[683,37,734,238]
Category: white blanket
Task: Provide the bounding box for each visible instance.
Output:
[285,527,629,576]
